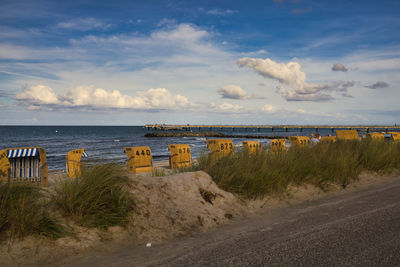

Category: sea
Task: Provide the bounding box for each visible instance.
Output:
[0,126,396,170]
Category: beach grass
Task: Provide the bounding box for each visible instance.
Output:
[51,163,135,229]
[0,182,67,239]
[197,139,400,198]
[152,167,167,176]
[2,139,398,240]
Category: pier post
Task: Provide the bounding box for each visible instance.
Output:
[300,128,303,132]
[316,128,319,133]
[285,128,288,132]
[258,128,260,132]
[332,128,335,133]
[271,128,274,132]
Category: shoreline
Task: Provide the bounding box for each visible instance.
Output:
[48,159,172,174]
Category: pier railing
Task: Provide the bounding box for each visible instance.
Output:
[144,124,400,133]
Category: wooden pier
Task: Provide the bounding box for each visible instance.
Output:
[144,124,400,133]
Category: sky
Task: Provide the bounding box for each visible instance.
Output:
[0,0,399,125]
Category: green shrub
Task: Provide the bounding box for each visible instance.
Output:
[0,182,66,239]
[199,139,400,198]
[51,164,135,229]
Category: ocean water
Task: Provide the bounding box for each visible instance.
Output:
[0,126,393,170]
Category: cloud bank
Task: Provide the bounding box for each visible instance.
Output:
[16,85,192,111]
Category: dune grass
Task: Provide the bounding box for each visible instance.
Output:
[2,140,398,240]
[51,163,135,229]
[0,182,67,239]
[152,167,166,176]
[197,139,400,198]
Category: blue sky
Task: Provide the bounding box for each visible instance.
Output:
[0,0,399,125]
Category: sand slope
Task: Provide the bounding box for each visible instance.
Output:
[0,171,246,266]
[129,171,246,242]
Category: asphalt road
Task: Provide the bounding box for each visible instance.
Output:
[63,178,400,266]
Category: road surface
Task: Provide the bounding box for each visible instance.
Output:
[62,177,400,266]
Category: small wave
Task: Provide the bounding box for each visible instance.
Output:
[113,139,120,142]
[195,137,206,141]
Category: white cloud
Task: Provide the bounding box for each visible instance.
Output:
[241,49,268,57]
[314,81,355,92]
[16,85,60,104]
[237,57,307,90]
[237,57,355,101]
[332,63,348,72]
[210,102,244,113]
[136,88,190,109]
[16,85,192,111]
[71,23,209,48]
[60,86,144,108]
[68,23,219,62]
[261,104,278,113]
[217,85,264,100]
[275,85,333,101]
[218,85,248,99]
[57,18,112,31]
[261,104,311,115]
[206,8,236,16]
[151,23,209,43]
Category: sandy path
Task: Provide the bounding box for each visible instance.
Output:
[61,175,400,266]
